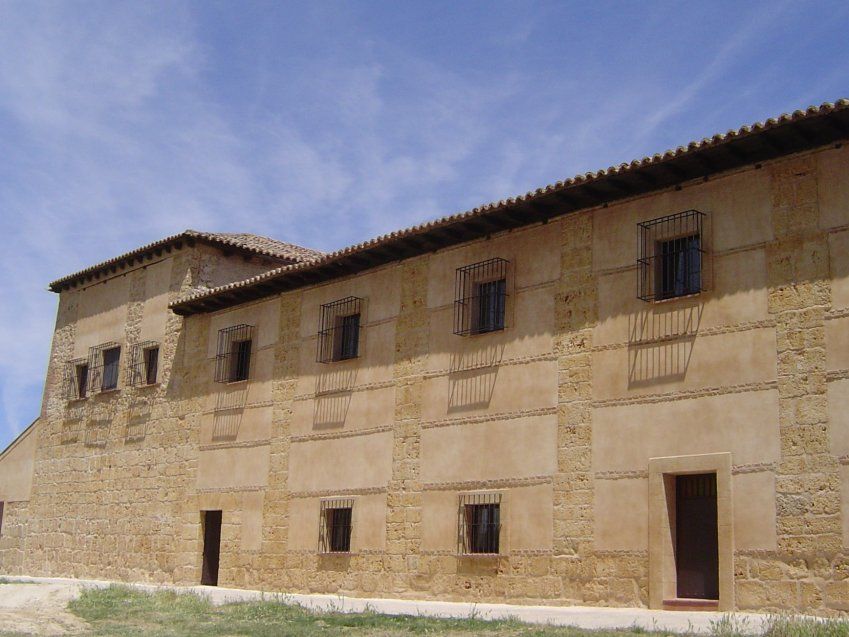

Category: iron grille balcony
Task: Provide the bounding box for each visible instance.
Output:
[458,492,501,555]
[214,324,254,383]
[88,342,121,393]
[127,341,160,386]
[637,210,707,302]
[317,296,363,363]
[64,357,89,400]
[454,258,509,336]
[319,498,353,553]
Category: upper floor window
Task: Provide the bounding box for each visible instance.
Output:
[458,492,501,555]
[475,279,507,333]
[0,501,4,537]
[214,324,254,383]
[454,258,509,336]
[128,341,160,386]
[319,498,353,553]
[65,358,89,400]
[638,210,707,302]
[317,296,363,363]
[100,346,121,391]
[86,342,121,393]
[76,363,89,399]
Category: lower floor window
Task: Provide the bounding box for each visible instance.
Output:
[320,499,353,553]
[459,493,501,555]
[0,501,4,536]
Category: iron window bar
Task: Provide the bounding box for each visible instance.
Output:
[317,296,363,363]
[127,341,160,386]
[637,210,707,302]
[87,342,121,393]
[64,357,89,400]
[458,492,502,555]
[454,258,509,336]
[319,498,354,553]
[214,324,254,383]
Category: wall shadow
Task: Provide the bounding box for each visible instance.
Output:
[212,384,248,441]
[448,366,499,412]
[628,301,703,388]
[312,365,357,429]
[126,400,151,443]
[313,392,353,429]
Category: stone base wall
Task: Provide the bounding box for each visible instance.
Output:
[0,501,29,575]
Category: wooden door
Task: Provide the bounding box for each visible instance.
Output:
[676,474,718,600]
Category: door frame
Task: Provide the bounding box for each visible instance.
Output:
[648,452,733,611]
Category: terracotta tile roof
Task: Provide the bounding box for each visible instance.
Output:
[49,229,322,292]
[170,99,849,316]
[199,232,323,263]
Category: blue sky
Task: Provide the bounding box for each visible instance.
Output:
[0,0,847,450]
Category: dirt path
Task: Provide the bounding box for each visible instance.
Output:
[0,582,89,635]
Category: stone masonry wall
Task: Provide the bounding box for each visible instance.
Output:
[734,154,849,614]
[0,501,29,573]
[18,251,199,582]
[4,145,849,614]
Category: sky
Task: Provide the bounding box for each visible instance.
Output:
[0,0,848,450]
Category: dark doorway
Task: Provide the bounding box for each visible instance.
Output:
[201,510,222,586]
[676,473,718,600]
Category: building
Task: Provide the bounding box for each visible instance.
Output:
[1,100,849,613]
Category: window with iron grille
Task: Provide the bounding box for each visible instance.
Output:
[65,358,89,400]
[637,210,707,302]
[458,492,501,555]
[214,324,254,383]
[317,297,363,363]
[84,343,122,394]
[127,341,160,386]
[454,258,509,336]
[319,498,353,553]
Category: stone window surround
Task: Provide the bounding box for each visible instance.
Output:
[648,452,733,611]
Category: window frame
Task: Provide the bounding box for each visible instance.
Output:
[637,210,708,303]
[454,258,510,336]
[228,339,252,383]
[144,346,160,386]
[214,324,255,384]
[458,492,502,556]
[472,277,507,334]
[127,341,160,387]
[100,346,121,391]
[317,297,364,364]
[319,498,354,554]
[65,357,89,401]
[654,233,702,301]
[76,363,89,398]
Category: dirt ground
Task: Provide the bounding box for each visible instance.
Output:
[0,582,90,635]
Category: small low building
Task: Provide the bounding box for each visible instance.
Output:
[2,100,849,613]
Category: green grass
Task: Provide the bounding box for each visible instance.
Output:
[61,585,849,637]
[66,585,673,637]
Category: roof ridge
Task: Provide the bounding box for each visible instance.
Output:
[49,229,321,291]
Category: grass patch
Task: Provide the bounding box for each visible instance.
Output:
[67,585,672,637]
[66,586,849,637]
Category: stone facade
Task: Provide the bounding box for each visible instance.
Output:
[2,139,849,614]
